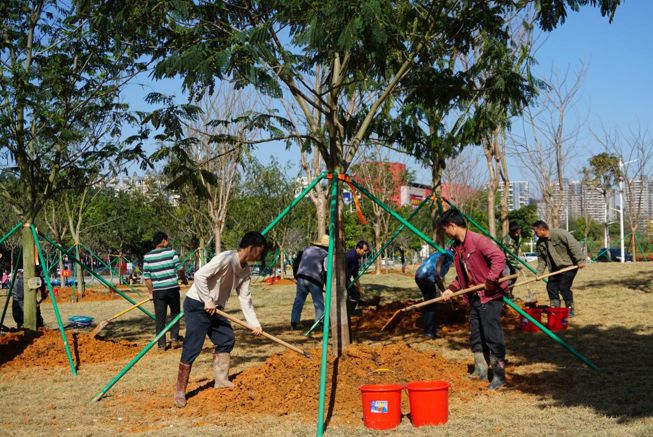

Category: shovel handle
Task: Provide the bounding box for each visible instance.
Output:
[403,265,580,313]
[107,298,152,322]
[401,273,519,312]
[214,308,310,358]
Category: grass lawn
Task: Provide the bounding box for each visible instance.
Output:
[1,262,652,436]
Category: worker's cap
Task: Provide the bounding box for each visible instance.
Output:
[312,235,331,247]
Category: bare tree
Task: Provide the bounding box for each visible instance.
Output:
[183,84,257,253]
[510,64,587,226]
[442,147,487,213]
[594,124,653,261]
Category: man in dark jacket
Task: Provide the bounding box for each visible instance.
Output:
[414,251,453,339]
[438,209,509,390]
[290,235,329,330]
[532,220,585,316]
[344,240,369,316]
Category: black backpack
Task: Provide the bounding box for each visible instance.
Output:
[292,250,304,279]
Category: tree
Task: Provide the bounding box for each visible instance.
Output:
[510,64,586,229]
[584,152,621,248]
[89,0,620,356]
[593,124,653,261]
[0,0,145,328]
[156,84,260,254]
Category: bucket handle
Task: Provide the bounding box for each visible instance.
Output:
[367,368,408,387]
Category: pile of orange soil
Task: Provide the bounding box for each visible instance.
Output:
[43,286,143,304]
[352,299,522,334]
[126,343,487,427]
[270,278,296,286]
[0,329,140,370]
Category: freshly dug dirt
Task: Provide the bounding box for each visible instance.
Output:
[352,299,523,334]
[0,329,140,370]
[124,342,488,427]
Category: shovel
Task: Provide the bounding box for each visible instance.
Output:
[91,298,152,337]
[382,265,579,332]
[214,308,311,358]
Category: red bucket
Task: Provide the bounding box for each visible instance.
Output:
[360,384,403,430]
[406,380,450,427]
[520,308,542,332]
[547,307,569,331]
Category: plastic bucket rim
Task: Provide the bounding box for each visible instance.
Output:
[405,380,451,391]
[359,384,404,392]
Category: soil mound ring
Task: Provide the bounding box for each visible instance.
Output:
[0,329,141,370]
[125,343,488,427]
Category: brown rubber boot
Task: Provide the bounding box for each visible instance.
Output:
[174,362,192,408]
[213,353,234,388]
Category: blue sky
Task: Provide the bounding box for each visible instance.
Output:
[121,2,652,193]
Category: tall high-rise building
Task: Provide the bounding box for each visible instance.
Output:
[497,181,530,211]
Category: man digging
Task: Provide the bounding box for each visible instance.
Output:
[175,231,267,408]
[532,220,585,316]
[438,209,510,390]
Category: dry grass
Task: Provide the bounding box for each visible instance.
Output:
[1,262,653,436]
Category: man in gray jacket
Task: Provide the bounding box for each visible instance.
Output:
[290,235,329,330]
[532,220,585,316]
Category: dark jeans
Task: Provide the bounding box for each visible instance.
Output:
[469,296,505,360]
[291,277,324,323]
[12,299,44,328]
[546,268,577,304]
[415,276,438,336]
[153,287,181,348]
[180,297,235,364]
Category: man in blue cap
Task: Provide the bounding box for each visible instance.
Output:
[414,250,453,339]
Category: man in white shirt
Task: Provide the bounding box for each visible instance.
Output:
[175,231,267,408]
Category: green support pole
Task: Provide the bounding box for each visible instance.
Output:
[91,312,184,402]
[0,222,23,245]
[262,172,327,236]
[350,179,446,254]
[316,173,338,437]
[78,242,143,298]
[39,233,155,320]
[304,194,433,337]
[443,198,536,274]
[502,296,598,369]
[30,225,77,377]
[1,248,22,329]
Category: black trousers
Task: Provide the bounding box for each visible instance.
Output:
[12,299,44,328]
[180,297,235,364]
[469,296,505,360]
[415,277,438,335]
[546,268,577,303]
[153,287,181,348]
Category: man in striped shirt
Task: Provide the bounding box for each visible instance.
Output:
[143,231,188,350]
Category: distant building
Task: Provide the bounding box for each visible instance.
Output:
[497,181,530,211]
[106,175,179,206]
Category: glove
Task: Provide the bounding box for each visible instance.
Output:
[485,278,499,290]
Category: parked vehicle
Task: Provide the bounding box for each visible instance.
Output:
[596,247,632,262]
[522,252,538,263]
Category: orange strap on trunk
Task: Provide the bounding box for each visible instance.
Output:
[326,173,366,225]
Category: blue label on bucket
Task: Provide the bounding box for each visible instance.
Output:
[370,400,388,413]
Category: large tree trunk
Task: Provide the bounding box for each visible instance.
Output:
[431,161,445,247]
[21,225,37,330]
[374,218,382,275]
[329,184,350,354]
[499,139,510,236]
[75,244,84,301]
[483,133,499,238]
